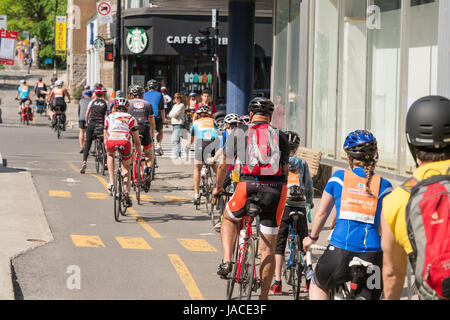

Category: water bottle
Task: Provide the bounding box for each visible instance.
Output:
[238,229,246,247]
[306,203,312,223]
[201,166,206,178]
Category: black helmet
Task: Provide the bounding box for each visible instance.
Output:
[406,96,450,152]
[248,97,274,115]
[146,79,159,90]
[128,84,145,97]
[286,131,301,150]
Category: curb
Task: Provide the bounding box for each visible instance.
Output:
[0,255,13,300]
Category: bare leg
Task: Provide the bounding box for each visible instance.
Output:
[122,158,131,194]
[220,209,239,263]
[193,163,202,195]
[274,254,283,282]
[258,233,278,300]
[79,129,85,149]
[107,151,115,186]
[309,282,329,300]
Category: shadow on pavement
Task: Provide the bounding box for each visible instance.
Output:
[10,262,24,300]
[0,167,26,173]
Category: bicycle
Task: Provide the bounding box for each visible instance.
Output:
[131,145,144,205]
[211,190,233,230]
[53,106,65,139]
[197,164,214,212]
[225,194,262,300]
[112,146,128,222]
[282,188,311,300]
[93,125,107,176]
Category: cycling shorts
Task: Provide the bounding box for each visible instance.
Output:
[155,117,163,132]
[137,124,152,150]
[275,206,308,255]
[79,120,86,129]
[312,245,383,300]
[51,99,67,112]
[194,139,218,163]
[226,178,288,235]
[19,98,29,106]
[105,140,132,161]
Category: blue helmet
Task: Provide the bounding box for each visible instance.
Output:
[189,92,197,97]
[343,130,378,160]
[83,90,93,97]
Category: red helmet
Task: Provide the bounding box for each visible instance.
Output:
[94,86,107,94]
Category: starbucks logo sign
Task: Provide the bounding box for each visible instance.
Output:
[126,27,148,54]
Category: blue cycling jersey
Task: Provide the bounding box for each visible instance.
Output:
[18,85,30,99]
[144,90,162,118]
[325,167,393,253]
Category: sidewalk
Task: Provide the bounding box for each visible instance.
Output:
[0,167,53,299]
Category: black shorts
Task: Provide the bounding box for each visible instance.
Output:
[226,178,288,235]
[313,245,383,300]
[155,117,163,132]
[20,98,29,105]
[275,205,309,255]
[138,124,152,149]
[79,120,86,129]
[194,139,218,162]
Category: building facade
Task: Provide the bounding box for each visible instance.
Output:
[272,0,450,182]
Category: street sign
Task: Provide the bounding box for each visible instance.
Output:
[0,15,7,30]
[212,9,218,28]
[0,29,17,65]
[93,37,105,49]
[97,1,113,24]
[55,16,67,56]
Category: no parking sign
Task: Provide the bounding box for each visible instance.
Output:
[97,1,113,25]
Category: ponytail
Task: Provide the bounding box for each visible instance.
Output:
[351,158,377,196]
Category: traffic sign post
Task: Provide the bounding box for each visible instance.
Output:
[97,1,113,24]
[0,29,18,66]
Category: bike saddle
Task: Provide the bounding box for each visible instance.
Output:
[115,146,125,151]
[246,194,262,217]
[349,257,374,269]
[288,210,306,217]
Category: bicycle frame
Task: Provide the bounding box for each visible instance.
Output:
[132,148,144,186]
[235,216,259,288]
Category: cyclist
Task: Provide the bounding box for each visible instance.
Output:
[16,80,33,114]
[79,87,108,174]
[214,97,290,300]
[109,90,125,113]
[49,80,71,130]
[35,77,48,100]
[381,96,450,300]
[104,98,142,208]
[78,90,93,153]
[161,86,172,121]
[127,84,156,186]
[302,130,393,300]
[269,131,314,295]
[144,79,165,156]
[194,89,216,121]
[208,113,243,231]
[188,105,219,205]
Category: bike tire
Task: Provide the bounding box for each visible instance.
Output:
[95,140,100,174]
[292,237,303,300]
[226,240,239,300]
[114,170,120,222]
[136,160,142,206]
[98,141,105,175]
[119,172,127,216]
[101,144,107,176]
[239,236,256,300]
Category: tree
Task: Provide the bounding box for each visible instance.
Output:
[0,0,68,68]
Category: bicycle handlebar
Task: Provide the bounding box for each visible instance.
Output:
[309,244,327,251]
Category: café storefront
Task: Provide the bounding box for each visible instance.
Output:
[121,13,273,102]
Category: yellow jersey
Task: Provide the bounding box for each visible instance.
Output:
[382,160,450,254]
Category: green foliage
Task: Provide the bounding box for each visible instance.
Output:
[0,0,68,68]
[72,86,84,103]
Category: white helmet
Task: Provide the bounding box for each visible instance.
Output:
[197,105,212,115]
[56,80,64,86]
[224,113,242,125]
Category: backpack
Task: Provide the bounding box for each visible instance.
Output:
[242,123,281,177]
[401,167,450,300]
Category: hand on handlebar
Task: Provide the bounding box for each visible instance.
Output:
[212,187,224,198]
[302,236,316,253]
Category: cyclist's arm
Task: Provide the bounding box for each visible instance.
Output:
[149,116,155,139]
[308,191,335,240]
[85,108,91,124]
[380,212,407,300]
[214,154,229,193]
[64,89,71,103]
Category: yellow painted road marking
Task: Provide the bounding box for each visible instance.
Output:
[164,196,189,202]
[86,192,108,199]
[177,239,217,252]
[115,237,152,250]
[128,208,162,239]
[67,161,163,239]
[131,194,156,202]
[49,190,71,198]
[168,254,204,300]
[71,235,105,248]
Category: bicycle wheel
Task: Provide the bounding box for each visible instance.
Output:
[238,236,256,300]
[226,239,239,300]
[119,172,128,216]
[56,118,61,139]
[136,159,142,206]
[291,237,303,300]
[95,140,101,174]
[101,143,107,176]
[98,141,105,175]
[113,170,121,222]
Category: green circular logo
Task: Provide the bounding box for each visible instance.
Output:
[126,27,148,54]
[93,37,104,49]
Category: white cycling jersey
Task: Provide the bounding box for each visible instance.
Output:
[105,112,137,141]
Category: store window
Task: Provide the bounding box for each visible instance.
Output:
[405,0,439,171]
[311,0,339,158]
[272,0,289,130]
[367,0,402,170]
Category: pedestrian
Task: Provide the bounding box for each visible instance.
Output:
[381,96,450,300]
[78,90,93,153]
[27,56,33,74]
[168,93,186,159]
[161,87,172,127]
[272,93,285,130]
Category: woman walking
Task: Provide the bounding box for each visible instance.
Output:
[168,93,186,159]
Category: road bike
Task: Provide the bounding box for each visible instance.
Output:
[53,106,65,139]
[21,104,33,125]
[93,125,107,176]
[225,194,261,300]
[112,146,128,222]
[196,164,214,212]
[210,190,233,230]
[282,188,311,300]
[131,146,143,205]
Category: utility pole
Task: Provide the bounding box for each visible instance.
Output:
[53,0,58,78]
[114,0,122,91]
[211,9,219,104]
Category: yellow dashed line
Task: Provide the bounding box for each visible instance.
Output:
[177,239,217,252]
[164,196,189,202]
[71,235,105,248]
[128,208,162,239]
[49,190,71,198]
[86,192,108,199]
[168,254,204,300]
[131,194,156,202]
[115,237,152,250]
